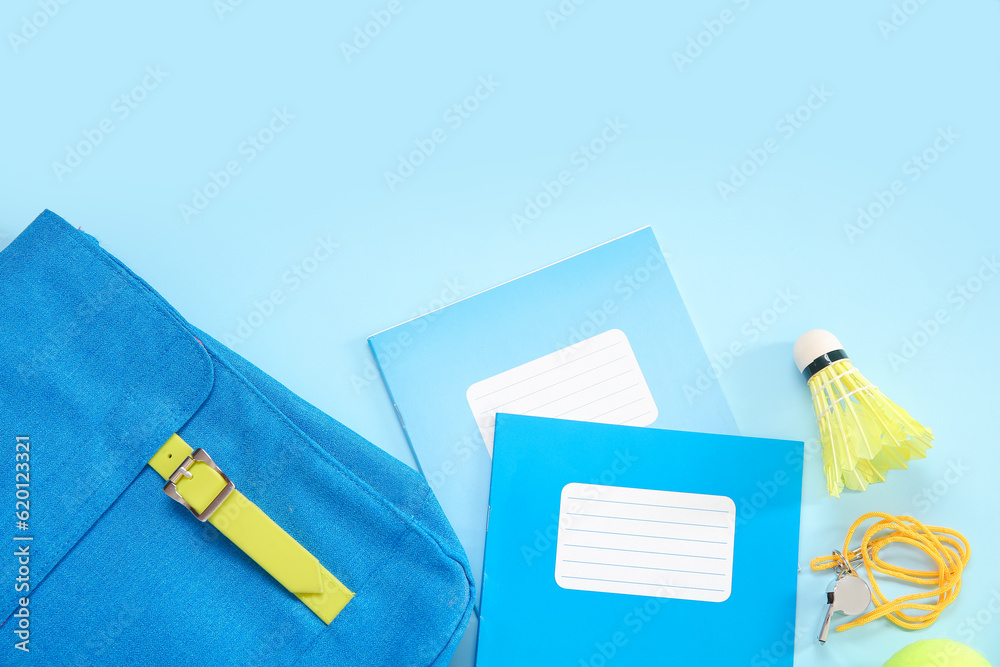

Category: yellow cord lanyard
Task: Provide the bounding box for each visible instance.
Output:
[810,512,970,635]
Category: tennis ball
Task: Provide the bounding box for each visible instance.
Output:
[882,639,992,667]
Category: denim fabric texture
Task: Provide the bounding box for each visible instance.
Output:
[0,210,475,666]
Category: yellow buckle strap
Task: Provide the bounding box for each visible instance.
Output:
[149,434,354,624]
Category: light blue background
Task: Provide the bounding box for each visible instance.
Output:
[2,1,997,665]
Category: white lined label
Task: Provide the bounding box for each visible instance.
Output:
[554,483,736,603]
[466,329,658,457]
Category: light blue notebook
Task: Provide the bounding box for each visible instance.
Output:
[368,228,737,605]
[478,414,803,666]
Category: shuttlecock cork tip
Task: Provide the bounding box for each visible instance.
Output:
[794,329,846,375]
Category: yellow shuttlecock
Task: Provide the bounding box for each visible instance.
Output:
[794,330,933,498]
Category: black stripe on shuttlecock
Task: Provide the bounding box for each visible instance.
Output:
[802,349,849,379]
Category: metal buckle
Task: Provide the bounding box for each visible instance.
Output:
[163,448,235,522]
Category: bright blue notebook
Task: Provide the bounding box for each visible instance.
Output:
[478,414,803,666]
[368,228,737,607]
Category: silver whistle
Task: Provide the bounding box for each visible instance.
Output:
[818,572,872,643]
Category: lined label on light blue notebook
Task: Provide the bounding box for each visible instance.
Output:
[466,329,658,457]
[554,483,736,602]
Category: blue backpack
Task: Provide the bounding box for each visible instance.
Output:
[0,210,474,666]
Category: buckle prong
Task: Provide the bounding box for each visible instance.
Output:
[164,448,235,522]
